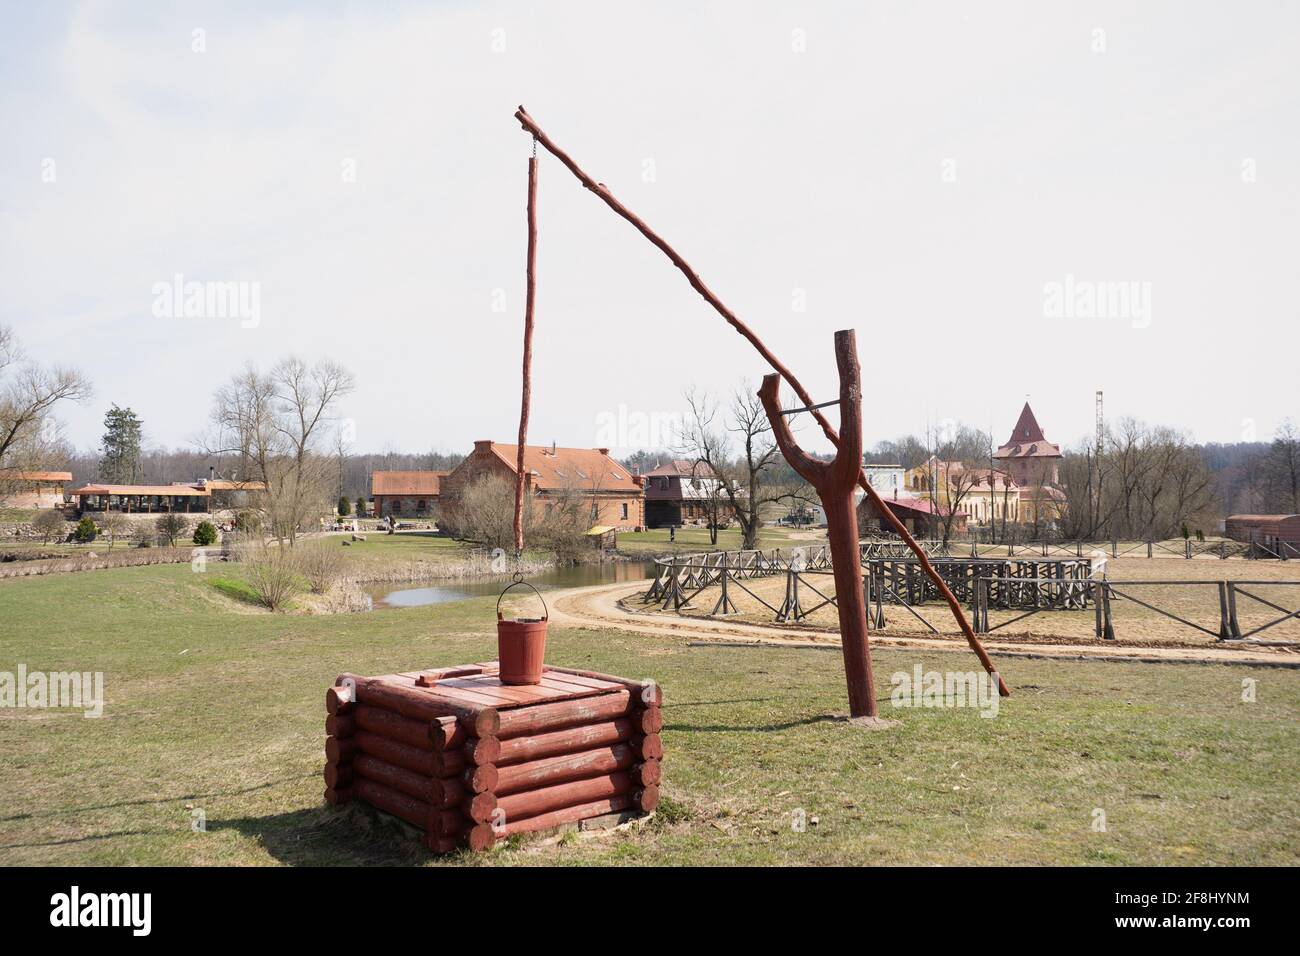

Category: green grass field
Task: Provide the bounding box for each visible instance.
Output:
[1,562,1297,865]
[616,523,821,556]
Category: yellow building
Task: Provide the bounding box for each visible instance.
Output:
[904,457,1020,526]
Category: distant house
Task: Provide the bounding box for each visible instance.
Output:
[862,464,906,501]
[1225,514,1300,549]
[194,478,266,511]
[993,402,1064,524]
[68,484,213,515]
[0,470,73,509]
[66,477,266,516]
[441,442,644,531]
[857,494,967,538]
[642,459,733,528]
[905,457,1020,526]
[372,471,448,519]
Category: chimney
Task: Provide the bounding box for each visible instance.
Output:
[208,465,215,483]
[473,440,493,454]
[597,447,609,456]
[550,440,556,456]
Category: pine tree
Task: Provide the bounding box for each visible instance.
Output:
[98,405,144,484]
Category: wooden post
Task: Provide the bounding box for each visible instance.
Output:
[514,105,1007,699]
[512,152,539,556]
[758,330,876,719]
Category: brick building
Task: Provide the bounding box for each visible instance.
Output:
[441,442,644,531]
[992,402,1065,524]
[372,471,448,518]
[0,470,72,509]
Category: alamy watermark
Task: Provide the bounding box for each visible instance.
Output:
[890,665,1000,718]
[594,404,683,450]
[1043,274,1151,329]
[1,665,104,718]
[152,274,261,328]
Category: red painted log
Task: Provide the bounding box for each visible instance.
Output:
[354,705,432,750]
[460,791,500,824]
[326,685,354,716]
[496,690,632,738]
[634,784,659,812]
[324,762,354,789]
[355,732,440,777]
[424,832,463,854]
[635,706,663,735]
[469,793,638,849]
[543,666,663,706]
[495,744,636,796]
[349,780,466,837]
[460,763,499,794]
[352,754,434,803]
[497,718,633,766]
[325,714,355,737]
[430,715,469,750]
[513,106,1008,698]
[324,785,352,805]
[630,760,660,787]
[463,735,501,765]
[632,733,662,761]
[339,673,501,736]
[430,748,468,778]
[496,771,632,823]
[325,735,357,763]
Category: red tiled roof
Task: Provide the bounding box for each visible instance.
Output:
[869,496,966,518]
[372,471,448,496]
[485,444,641,493]
[643,459,718,479]
[69,484,210,497]
[995,402,1061,459]
[0,470,73,482]
[202,479,267,492]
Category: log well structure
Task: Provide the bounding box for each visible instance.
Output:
[325,663,661,852]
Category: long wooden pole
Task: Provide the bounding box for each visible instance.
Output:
[513,153,539,556]
[514,105,1008,696]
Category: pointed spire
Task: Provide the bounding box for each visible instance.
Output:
[1007,402,1046,444]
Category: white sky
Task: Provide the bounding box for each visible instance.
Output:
[2,0,1297,459]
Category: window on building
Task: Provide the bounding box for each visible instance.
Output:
[621,502,629,520]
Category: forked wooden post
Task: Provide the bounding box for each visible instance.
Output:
[514,104,1008,698]
[758,330,875,718]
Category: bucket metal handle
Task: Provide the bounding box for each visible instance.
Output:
[496,579,548,622]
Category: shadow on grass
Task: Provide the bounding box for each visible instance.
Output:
[0,774,319,824]
[209,806,440,866]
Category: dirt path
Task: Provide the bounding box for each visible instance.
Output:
[549,581,1300,669]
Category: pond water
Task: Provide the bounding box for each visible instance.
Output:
[365,560,655,609]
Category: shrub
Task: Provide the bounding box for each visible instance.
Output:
[240,545,303,610]
[156,513,187,547]
[192,521,218,546]
[337,496,351,517]
[132,524,154,548]
[355,496,366,517]
[298,539,346,594]
[73,516,97,543]
[31,510,66,544]
[99,512,130,549]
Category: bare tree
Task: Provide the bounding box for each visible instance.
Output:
[206,358,355,544]
[678,385,813,550]
[0,324,91,494]
[1263,420,1300,513]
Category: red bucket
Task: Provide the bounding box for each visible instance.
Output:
[496,580,548,685]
